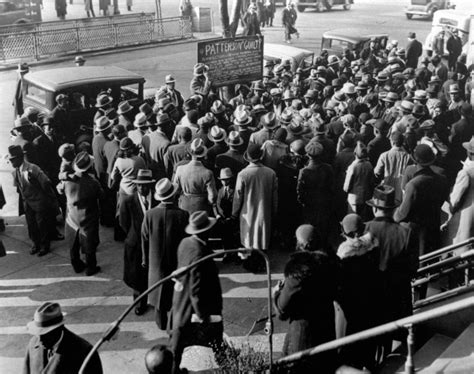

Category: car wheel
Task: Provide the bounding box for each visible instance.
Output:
[324,0,333,10]
[297,5,306,12]
[406,13,413,19]
[429,7,438,20]
[315,2,324,12]
[343,3,351,10]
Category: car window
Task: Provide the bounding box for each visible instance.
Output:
[26,84,47,105]
[321,38,331,49]
[121,83,139,101]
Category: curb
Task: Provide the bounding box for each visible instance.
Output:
[0,32,221,71]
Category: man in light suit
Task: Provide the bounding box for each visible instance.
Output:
[9,145,57,257]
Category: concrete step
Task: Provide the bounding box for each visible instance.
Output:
[420,323,474,374]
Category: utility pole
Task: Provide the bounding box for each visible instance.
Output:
[154,0,162,19]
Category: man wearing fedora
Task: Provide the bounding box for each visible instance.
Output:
[164,127,192,178]
[147,113,171,181]
[24,301,102,374]
[11,116,39,165]
[367,119,391,167]
[449,103,474,164]
[50,94,74,143]
[206,125,228,169]
[170,211,223,373]
[93,93,113,123]
[232,144,278,270]
[395,144,449,255]
[174,138,218,216]
[190,63,212,103]
[33,117,61,186]
[119,169,156,316]
[117,100,134,131]
[215,131,247,179]
[9,145,58,257]
[249,112,279,147]
[58,151,103,276]
[13,63,29,119]
[365,185,419,357]
[142,177,188,329]
[163,75,184,116]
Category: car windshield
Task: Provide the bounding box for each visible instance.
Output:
[26,84,47,105]
[411,0,430,5]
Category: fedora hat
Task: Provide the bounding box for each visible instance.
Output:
[226,131,244,147]
[13,116,32,130]
[27,302,65,336]
[133,169,155,184]
[139,102,154,119]
[210,100,226,115]
[185,211,217,235]
[188,138,208,158]
[383,92,399,103]
[74,55,85,64]
[244,143,263,163]
[428,76,441,85]
[449,84,460,94]
[327,55,340,66]
[58,143,75,158]
[462,136,474,153]
[309,69,318,79]
[262,112,278,129]
[376,72,389,82]
[17,62,29,73]
[183,98,197,111]
[341,213,364,235]
[419,119,435,130]
[333,91,346,102]
[270,88,282,97]
[119,137,135,151]
[282,90,295,101]
[218,167,233,180]
[95,116,112,132]
[400,100,415,113]
[374,119,390,133]
[7,145,24,160]
[251,104,267,116]
[366,185,399,209]
[287,119,305,136]
[342,82,356,95]
[156,113,171,127]
[252,80,265,91]
[198,113,215,128]
[414,90,428,101]
[73,151,94,173]
[134,112,148,128]
[412,103,425,117]
[117,100,133,115]
[299,108,313,120]
[208,125,226,143]
[280,109,293,125]
[165,74,176,84]
[304,89,317,99]
[95,94,113,108]
[233,110,252,127]
[305,141,324,158]
[154,178,178,201]
[412,144,436,166]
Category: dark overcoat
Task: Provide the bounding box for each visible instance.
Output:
[141,202,188,315]
[405,39,422,69]
[23,328,102,374]
[119,193,156,291]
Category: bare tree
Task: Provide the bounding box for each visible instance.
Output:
[219,0,243,38]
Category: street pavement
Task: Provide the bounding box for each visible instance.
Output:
[0,0,461,372]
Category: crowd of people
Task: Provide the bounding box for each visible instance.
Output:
[8,25,474,373]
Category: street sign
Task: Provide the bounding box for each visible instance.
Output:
[197,35,264,87]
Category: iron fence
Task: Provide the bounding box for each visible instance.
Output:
[0,16,192,62]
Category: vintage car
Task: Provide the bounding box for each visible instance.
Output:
[21,66,153,134]
[405,0,454,20]
[264,43,314,73]
[0,0,41,26]
[295,0,353,13]
[321,29,389,58]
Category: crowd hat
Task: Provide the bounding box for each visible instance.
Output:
[383,92,399,103]
[315,77,327,89]
[188,138,208,158]
[400,100,415,113]
[341,213,363,235]
[460,103,473,117]
[396,48,406,57]
[95,116,112,132]
[449,84,460,94]
[374,119,390,133]
[420,119,435,130]
[7,145,24,160]
[165,74,176,84]
[376,72,389,82]
[13,116,32,130]
[287,118,305,136]
[58,143,75,158]
[314,121,326,135]
[134,113,148,128]
[139,103,154,120]
[244,143,263,163]
[299,108,312,120]
[408,31,416,39]
[333,91,346,102]
[119,137,135,151]
[262,112,278,129]
[304,89,317,99]
[282,90,295,101]
[290,139,306,156]
[252,80,266,91]
[309,69,318,79]
[154,178,178,201]
[117,100,133,115]
[183,98,197,111]
[366,185,399,209]
[270,88,282,97]
[341,114,356,128]
[332,78,343,89]
[412,103,425,118]
[218,167,233,180]
[428,76,441,85]
[305,141,324,158]
[198,113,215,128]
[342,82,356,95]
[462,137,474,154]
[414,90,428,101]
[412,144,436,166]
[156,113,171,127]
[208,125,226,143]
[73,151,94,173]
[279,109,293,125]
[328,55,340,66]
[251,104,267,116]
[17,62,29,73]
[233,110,252,127]
[295,224,315,245]
[27,302,65,336]
[210,100,226,115]
[133,169,155,184]
[95,94,113,108]
[185,211,217,235]
[356,81,369,91]
[226,131,244,147]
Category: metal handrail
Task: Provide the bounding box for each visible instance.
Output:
[78,248,273,374]
[275,296,474,368]
[419,238,474,263]
[417,249,474,276]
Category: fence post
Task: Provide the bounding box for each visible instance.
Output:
[75,26,80,53]
[33,31,40,61]
[149,19,154,42]
[113,23,118,48]
[404,324,415,374]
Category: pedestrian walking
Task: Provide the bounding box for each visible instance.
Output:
[282,2,299,44]
[242,3,261,36]
[13,63,29,119]
[55,0,67,19]
[141,178,188,330]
